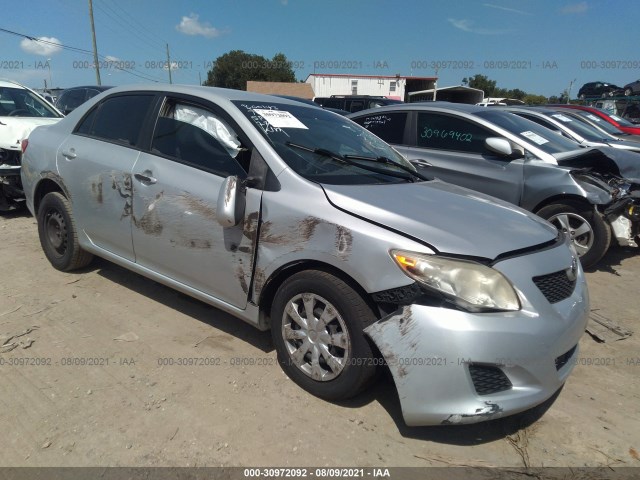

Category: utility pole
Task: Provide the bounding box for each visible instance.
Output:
[567,78,576,103]
[433,68,438,101]
[166,43,173,84]
[88,0,101,85]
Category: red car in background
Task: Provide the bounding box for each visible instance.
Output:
[549,104,640,135]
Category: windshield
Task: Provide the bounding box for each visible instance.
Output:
[606,112,635,127]
[233,100,419,185]
[569,110,626,135]
[546,111,614,142]
[0,86,62,118]
[475,110,580,154]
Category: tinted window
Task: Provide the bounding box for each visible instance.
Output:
[75,108,97,135]
[321,98,345,109]
[353,112,408,144]
[416,112,491,154]
[88,95,154,146]
[57,89,86,113]
[151,102,247,178]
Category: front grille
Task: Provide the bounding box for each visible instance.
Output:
[555,344,577,371]
[533,269,576,304]
[469,364,512,395]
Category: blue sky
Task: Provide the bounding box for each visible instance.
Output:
[1,0,638,97]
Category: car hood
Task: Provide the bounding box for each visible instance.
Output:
[555,147,640,183]
[321,180,557,260]
[0,117,62,150]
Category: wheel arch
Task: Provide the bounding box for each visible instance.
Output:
[532,194,596,215]
[257,260,381,324]
[33,177,68,215]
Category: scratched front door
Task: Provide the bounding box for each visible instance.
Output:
[129,106,260,309]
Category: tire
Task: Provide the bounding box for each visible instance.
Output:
[536,202,611,269]
[37,192,93,271]
[271,270,377,401]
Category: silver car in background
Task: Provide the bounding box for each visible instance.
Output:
[350,103,640,268]
[22,85,588,426]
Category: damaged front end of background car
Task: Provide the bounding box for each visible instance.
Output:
[558,148,640,249]
[0,145,23,212]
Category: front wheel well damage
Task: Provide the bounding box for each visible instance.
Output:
[533,195,596,215]
[257,260,381,325]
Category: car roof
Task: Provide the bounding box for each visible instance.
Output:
[348,101,491,116]
[86,83,316,108]
[61,85,114,90]
[0,79,28,89]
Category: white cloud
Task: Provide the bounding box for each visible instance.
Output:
[483,3,532,15]
[20,36,62,56]
[176,13,226,38]
[448,18,513,35]
[561,2,589,13]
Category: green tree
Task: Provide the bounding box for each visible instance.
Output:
[522,94,548,105]
[462,74,498,97]
[204,50,296,90]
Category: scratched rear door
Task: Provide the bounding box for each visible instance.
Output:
[55,94,157,261]
[130,95,259,309]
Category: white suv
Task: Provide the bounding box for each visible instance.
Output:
[0,79,63,211]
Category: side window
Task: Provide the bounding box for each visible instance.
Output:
[517,114,560,132]
[82,95,154,146]
[57,89,85,113]
[75,107,97,135]
[348,100,365,112]
[322,98,344,109]
[151,100,247,178]
[416,112,491,154]
[352,112,408,145]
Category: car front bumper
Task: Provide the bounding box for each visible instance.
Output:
[365,242,589,426]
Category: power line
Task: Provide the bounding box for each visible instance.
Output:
[110,0,168,46]
[0,27,164,83]
[93,0,165,56]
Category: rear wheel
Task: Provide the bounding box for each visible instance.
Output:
[536,202,611,268]
[37,192,93,271]
[271,270,377,401]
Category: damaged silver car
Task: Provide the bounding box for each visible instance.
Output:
[0,79,63,212]
[350,103,640,268]
[22,86,589,426]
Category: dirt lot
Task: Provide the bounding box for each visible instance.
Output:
[1,210,639,470]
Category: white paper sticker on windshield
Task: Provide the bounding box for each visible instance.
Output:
[520,130,549,145]
[551,113,573,123]
[587,114,601,122]
[253,109,308,129]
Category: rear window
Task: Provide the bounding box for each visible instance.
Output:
[76,94,154,146]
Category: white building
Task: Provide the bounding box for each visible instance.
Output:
[305,74,436,101]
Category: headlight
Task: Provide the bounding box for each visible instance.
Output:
[391,250,520,312]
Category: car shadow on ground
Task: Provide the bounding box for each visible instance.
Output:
[92,257,274,354]
[586,245,638,275]
[0,206,31,219]
[336,369,561,445]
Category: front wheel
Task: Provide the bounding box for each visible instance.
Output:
[271,270,378,401]
[37,192,93,271]
[536,203,611,268]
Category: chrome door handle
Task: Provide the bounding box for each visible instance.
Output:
[134,171,157,184]
[61,149,76,159]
